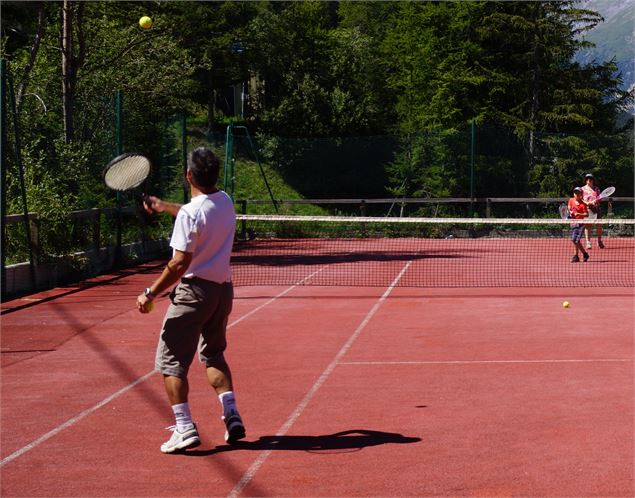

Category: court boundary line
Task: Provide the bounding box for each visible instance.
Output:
[0,271,325,468]
[0,371,156,468]
[228,268,324,328]
[228,261,412,498]
[339,359,632,365]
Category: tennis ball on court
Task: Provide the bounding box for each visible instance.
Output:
[139,16,152,29]
[562,301,570,309]
[146,301,154,313]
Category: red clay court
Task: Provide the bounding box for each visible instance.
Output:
[1,252,634,496]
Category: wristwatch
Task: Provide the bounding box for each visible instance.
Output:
[144,287,155,301]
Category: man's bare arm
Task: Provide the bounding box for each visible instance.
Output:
[144,195,182,217]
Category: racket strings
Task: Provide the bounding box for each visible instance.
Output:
[104,155,151,191]
[599,186,615,199]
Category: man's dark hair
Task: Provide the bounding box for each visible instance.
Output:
[187,147,219,189]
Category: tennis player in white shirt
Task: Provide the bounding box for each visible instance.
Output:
[136,147,245,453]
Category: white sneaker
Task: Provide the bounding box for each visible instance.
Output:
[223,411,246,444]
[160,424,200,453]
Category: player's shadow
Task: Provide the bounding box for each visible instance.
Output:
[185,429,421,456]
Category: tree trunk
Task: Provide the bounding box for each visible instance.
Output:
[61,1,86,143]
[527,4,542,189]
[16,2,46,115]
[206,70,215,130]
[61,0,73,142]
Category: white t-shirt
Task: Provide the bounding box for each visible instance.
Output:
[170,191,235,283]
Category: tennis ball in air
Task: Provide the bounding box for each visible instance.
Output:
[146,301,154,313]
[139,16,152,29]
[562,301,570,309]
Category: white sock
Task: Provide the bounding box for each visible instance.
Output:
[172,402,194,431]
[218,391,238,417]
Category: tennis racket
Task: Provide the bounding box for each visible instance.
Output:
[103,153,151,192]
[598,186,615,200]
[559,203,569,220]
[103,152,154,209]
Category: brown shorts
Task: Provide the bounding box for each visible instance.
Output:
[155,277,233,377]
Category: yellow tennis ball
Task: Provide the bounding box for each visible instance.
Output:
[562,301,570,309]
[146,301,154,312]
[139,16,152,29]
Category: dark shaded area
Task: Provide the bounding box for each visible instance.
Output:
[184,429,422,456]
[232,251,468,267]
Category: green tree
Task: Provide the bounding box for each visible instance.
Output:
[380,2,486,199]
[2,1,200,257]
[379,1,632,199]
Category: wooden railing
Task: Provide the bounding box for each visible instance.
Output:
[3,206,135,265]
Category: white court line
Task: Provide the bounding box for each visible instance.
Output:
[228,261,412,498]
[228,268,324,328]
[0,371,156,468]
[0,271,324,468]
[340,359,632,365]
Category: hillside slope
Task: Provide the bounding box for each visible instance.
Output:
[576,0,634,92]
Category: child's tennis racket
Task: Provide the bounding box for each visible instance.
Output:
[559,203,569,220]
[597,186,615,200]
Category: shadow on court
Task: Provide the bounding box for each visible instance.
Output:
[184,429,422,456]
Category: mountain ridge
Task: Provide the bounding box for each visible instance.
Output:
[575,0,634,92]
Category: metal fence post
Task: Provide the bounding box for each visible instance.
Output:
[92,209,101,254]
[6,61,36,290]
[1,59,7,297]
[115,90,123,266]
[239,199,247,239]
[182,110,188,203]
[470,120,476,217]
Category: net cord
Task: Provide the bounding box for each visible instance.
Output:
[235,214,634,226]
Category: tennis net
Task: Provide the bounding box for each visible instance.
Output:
[231,215,635,287]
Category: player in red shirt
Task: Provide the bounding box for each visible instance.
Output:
[567,187,590,263]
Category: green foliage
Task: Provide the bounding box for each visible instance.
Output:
[387,130,465,198]
[245,1,388,136]
[530,130,634,197]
